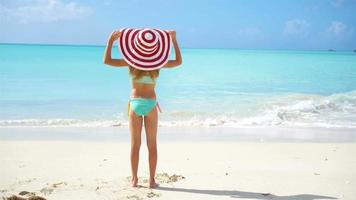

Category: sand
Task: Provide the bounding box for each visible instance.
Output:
[1,139,356,200]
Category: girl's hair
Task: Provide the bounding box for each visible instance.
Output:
[129,66,159,80]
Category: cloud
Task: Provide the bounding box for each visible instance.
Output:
[0,0,93,23]
[325,21,353,38]
[283,19,310,38]
[331,0,344,7]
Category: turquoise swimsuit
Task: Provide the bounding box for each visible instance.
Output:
[129,98,157,116]
[130,74,156,84]
[129,75,161,116]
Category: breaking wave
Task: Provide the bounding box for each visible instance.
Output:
[1,91,356,128]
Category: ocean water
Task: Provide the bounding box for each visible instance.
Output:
[1,44,356,128]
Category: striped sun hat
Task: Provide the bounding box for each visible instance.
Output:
[119,28,172,71]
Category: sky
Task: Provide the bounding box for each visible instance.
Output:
[0,0,355,50]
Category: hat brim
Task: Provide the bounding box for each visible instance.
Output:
[119,28,172,71]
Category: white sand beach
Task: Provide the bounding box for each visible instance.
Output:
[1,128,356,200]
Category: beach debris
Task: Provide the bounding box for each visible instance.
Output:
[4,195,46,200]
[28,196,46,200]
[103,159,107,161]
[28,197,46,200]
[18,191,31,196]
[52,182,66,188]
[4,195,27,200]
[17,191,38,199]
[39,187,53,195]
[261,193,272,196]
[324,158,328,161]
[95,186,100,191]
[314,173,320,175]
[147,191,161,198]
[225,172,229,176]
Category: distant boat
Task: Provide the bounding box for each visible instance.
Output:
[354,49,356,52]
[328,49,336,52]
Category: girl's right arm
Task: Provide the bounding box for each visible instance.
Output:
[164,31,183,68]
[103,31,128,67]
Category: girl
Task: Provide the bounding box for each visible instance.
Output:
[103,29,182,188]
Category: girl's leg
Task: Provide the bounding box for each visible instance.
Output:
[144,107,158,188]
[129,110,143,187]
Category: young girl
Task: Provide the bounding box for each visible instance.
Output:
[103,29,182,188]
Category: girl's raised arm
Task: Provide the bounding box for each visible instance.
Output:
[103,31,128,67]
[164,31,182,68]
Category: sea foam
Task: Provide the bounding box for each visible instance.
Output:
[1,91,355,128]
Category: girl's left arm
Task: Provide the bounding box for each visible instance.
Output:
[103,31,128,67]
[164,31,182,68]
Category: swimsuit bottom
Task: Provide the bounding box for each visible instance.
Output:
[128,98,162,116]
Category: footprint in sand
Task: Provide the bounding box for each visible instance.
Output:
[147,191,161,198]
[126,195,142,200]
[39,181,67,196]
[18,178,36,185]
[155,173,185,184]
[39,187,54,195]
[126,173,185,186]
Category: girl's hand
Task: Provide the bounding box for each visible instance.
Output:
[108,30,121,43]
[168,30,176,39]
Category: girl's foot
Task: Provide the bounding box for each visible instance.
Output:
[148,178,159,188]
[130,176,138,187]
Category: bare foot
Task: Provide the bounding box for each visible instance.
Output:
[130,176,138,187]
[148,178,159,188]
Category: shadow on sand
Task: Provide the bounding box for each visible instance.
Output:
[156,186,337,199]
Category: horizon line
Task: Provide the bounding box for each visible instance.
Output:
[1,42,355,52]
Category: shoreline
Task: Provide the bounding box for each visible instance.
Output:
[1,126,356,143]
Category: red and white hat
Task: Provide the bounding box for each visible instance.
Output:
[119,28,172,71]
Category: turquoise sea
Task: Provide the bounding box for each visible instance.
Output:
[1,44,356,128]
